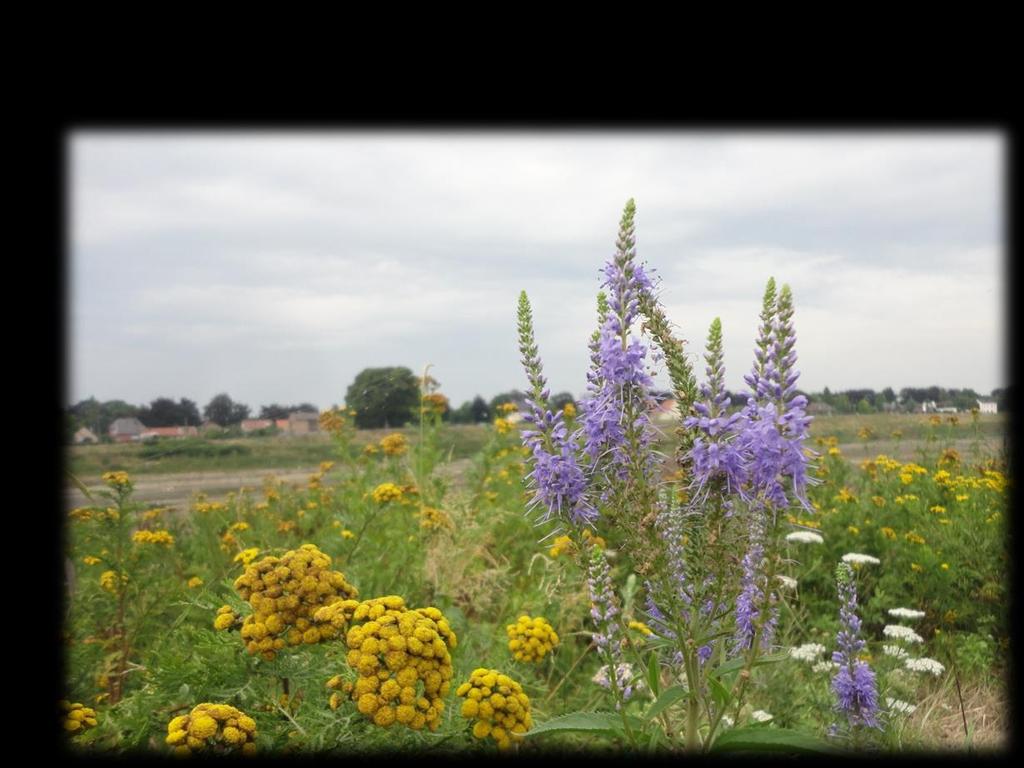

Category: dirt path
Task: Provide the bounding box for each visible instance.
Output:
[64,459,477,513]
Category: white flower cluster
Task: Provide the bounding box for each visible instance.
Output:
[905,657,945,676]
[777,575,798,590]
[841,552,880,565]
[886,697,917,715]
[785,531,824,545]
[888,607,926,620]
[790,643,827,663]
[812,660,839,674]
[883,625,924,644]
[721,715,734,728]
[883,645,909,659]
[750,710,773,723]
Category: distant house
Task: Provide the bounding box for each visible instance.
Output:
[288,411,319,435]
[241,419,274,433]
[200,419,222,433]
[275,418,290,432]
[935,405,959,414]
[921,400,938,413]
[977,399,998,415]
[109,417,146,443]
[140,426,199,440]
[74,427,99,444]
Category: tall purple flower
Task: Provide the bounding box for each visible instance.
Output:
[685,317,748,500]
[831,563,880,729]
[578,200,657,476]
[517,290,596,526]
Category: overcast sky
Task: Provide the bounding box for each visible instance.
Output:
[69,132,1005,411]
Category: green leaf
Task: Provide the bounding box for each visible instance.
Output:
[646,652,661,698]
[707,674,732,710]
[67,471,94,501]
[525,711,643,737]
[711,727,839,754]
[644,685,688,722]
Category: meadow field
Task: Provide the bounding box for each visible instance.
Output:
[62,408,1009,754]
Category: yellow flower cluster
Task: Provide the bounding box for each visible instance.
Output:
[834,487,856,503]
[214,605,240,631]
[419,506,453,531]
[494,418,512,435]
[132,529,175,546]
[165,703,257,756]
[100,570,127,593]
[506,615,559,662]
[904,531,927,545]
[421,393,449,417]
[548,529,606,558]
[881,526,897,540]
[187,576,204,589]
[194,501,228,514]
[319,408,352,436]
[371,483,403,504]
[234,548,261,565]
[318,596,457,731]
[562,402,577,419]
[857,427,875,440]
[69,506,94,522]
[232,544,358,660]
[786,514,822,530]
[278,520,297,533]
[363,443,379,456]
[101,471,131,489]
[497,402,518,415]
[871,495,886,508]
[140,507,165,521]
[938,448,961,466]
[379,433,408,456]
[83,555,102,566]
[456,668,532,749]
[60,700,98,733]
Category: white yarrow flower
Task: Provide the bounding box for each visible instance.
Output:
[790,643,827,662]
[886,697,917,715]
[883,645,909,659]
[751,710,773,723]
[883,625,924,644]
[887,607,926,620]
[842,552,880,565]
[812,660,839,673]
[905,657,945,676]
[785,531,824,545]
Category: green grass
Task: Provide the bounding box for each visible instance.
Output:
[66,414,1004,480]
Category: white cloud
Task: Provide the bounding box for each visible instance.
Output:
[68,132,1005,407]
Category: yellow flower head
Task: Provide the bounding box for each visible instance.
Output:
[187,576,204,589]
[234,548,260,566]
[133,529,175,546]
[60,700,99,734]
[379,433,408,457]
[493,418,512,435]
[420,393,449,417]
[419,506,454,531]
[231,544,358,660]
[371,483,403,504]
[166,703,256,754]
[456,668,531,749]
[562,402,577,419]
[320,598,456,732]
[101,471,131,489]
[506,615,559,662]
[497,402,518,415]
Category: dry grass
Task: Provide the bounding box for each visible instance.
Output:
[906,675,1009,752]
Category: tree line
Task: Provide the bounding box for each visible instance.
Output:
[66,365,1010,442]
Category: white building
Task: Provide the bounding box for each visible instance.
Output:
[976,399,997,415]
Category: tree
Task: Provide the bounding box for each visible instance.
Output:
[138,397,200,427]
[469,396,489,423]
[204,394,250,426]
[345,367,420,429]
